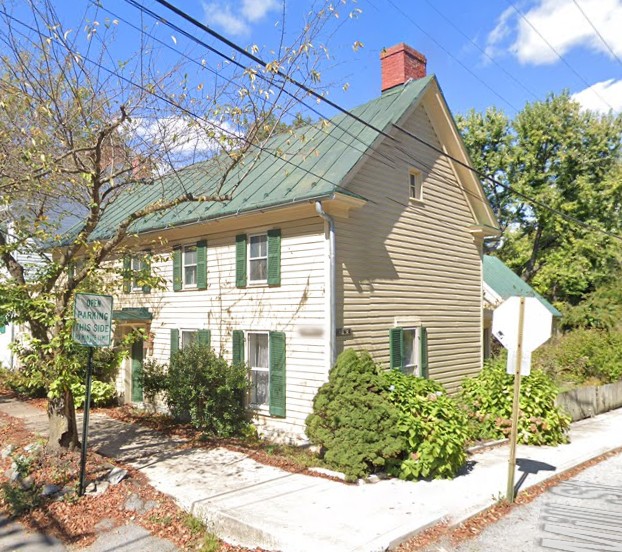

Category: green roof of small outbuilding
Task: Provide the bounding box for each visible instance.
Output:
[83,76,434,241]
[483,255,562,317]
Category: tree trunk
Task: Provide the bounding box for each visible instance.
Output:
[47,387,80,452]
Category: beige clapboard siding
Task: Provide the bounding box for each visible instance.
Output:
[116,216,327,438]
[337,103,483,390]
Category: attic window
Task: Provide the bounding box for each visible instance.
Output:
[409,169,423,201]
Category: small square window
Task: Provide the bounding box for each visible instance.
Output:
[183,246,197,287]
[248,332,269,406]
[249,234,268,282]
[409,169,423,201]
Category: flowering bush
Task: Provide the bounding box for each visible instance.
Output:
[382,370,470,480]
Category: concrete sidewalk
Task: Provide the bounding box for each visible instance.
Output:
[2,396,622,552]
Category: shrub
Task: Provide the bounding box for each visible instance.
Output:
[71,379,117,408]
[142,358,169,405]
[1,362,47,398]
[0,482,40,515]
[167,343,251,437]
[461,356,571,446]
[305,350,406,481]
[382,370,469,480]
[74,346,122,383]
[534,328,622,385]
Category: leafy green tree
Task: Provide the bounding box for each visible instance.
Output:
[457,93,622,304]
[0,0,356,451]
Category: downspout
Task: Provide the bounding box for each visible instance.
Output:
[315,201,336,368]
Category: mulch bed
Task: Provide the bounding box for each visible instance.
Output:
[0,407,264,551]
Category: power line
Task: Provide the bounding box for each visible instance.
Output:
[504,0,617,113]
[147,0,398,142]
[89,0,403,177]
[0,10,361,204]
[418,0,540,101]
[5,3,622,245]
[375,0,521,113]
[571,0,622,69]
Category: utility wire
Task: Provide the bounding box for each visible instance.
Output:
[376,0,521,113]
[146,0,622,242]
[5,3,622,244]
[571,0,622,69]
[147,0,397,141]
[504,0,617,112]
[93,0,403,176]
[417,0,540,101]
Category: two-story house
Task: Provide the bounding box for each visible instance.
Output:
[107,43,499,442]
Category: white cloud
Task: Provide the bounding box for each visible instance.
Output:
[241,0,279,22]
[202,0,280,37]
[572,79,622,113]
[486,0,622,65]
[203,4,250,36]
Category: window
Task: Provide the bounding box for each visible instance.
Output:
[236,230,281,288]
[249,234,268,283]
[248,332,270,406]
[402,328,419,372]
[123,253,150,294]
[131,255,146,291]
[173,241,207,291]
[183,245,197,287]
[181,330,197,349]
[390,326,428,377]
[409,169,423,201]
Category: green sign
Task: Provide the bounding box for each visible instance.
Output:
[73,293,113,347]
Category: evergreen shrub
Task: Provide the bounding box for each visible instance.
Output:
[305,350,405,481]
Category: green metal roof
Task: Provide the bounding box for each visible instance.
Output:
[483,255,562,317]
[81,76,434,241]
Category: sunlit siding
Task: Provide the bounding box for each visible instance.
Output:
[116,216,327,441]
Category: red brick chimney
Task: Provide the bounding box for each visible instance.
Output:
[380,43,427,93]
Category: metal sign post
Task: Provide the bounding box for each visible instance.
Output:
[73,293,113,496]
[506,297,525,503]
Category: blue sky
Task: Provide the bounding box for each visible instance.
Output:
[157,0,622,118]
[48,0,622,120]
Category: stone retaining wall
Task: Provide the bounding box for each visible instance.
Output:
[556,381,622,421]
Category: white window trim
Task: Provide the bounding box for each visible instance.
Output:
[409,168,424,202]
[248,233,268,285]
[403,326,422,376]
[183,245,198,289]
[247,330,270,409]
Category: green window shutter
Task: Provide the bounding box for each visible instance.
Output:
[389,327,404,369]
[142,251,152,294]
[267,229,281,286]
[269,331,286,417]
[123,255,131,294]
[196,240,207,290]
[235,234,247,288]
[172,247,182,291]
[232,330,245,365]
[197,329,211,347]
[170,328,179,358]
[420,327,429,378]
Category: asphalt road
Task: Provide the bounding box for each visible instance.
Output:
[424,451,622,552]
